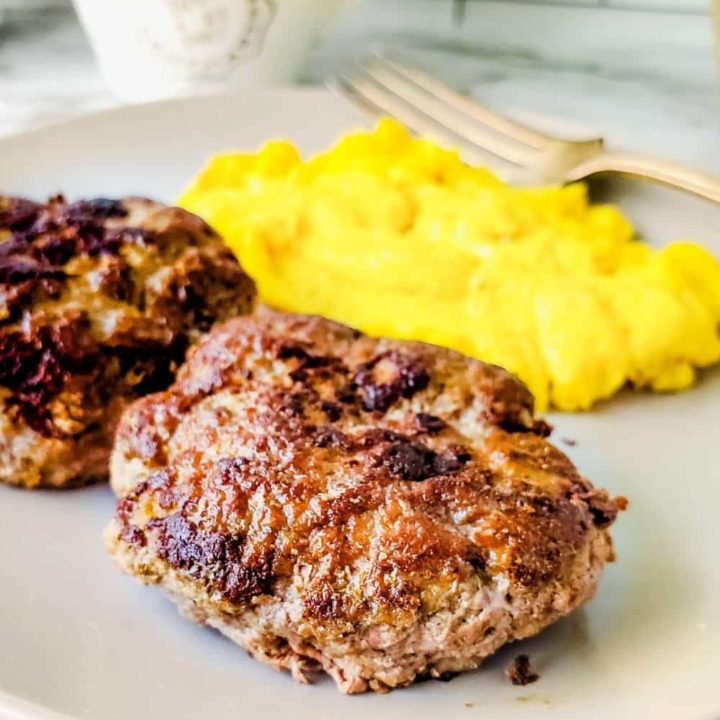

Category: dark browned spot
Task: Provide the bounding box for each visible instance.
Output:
[500,416,553,437]
[436,671,460,683]
[1,195,151,270]
[0,259,65,323]
[277,345,343,383]
[357,427,407,448]
[378,438,471,482]
[278,391,308,420]
[0,314,99,436]
[277,344,340,374]
[382,441,437,481]
[431,445,472,474]
[467,548,488,573]
[67,197,128,220]
[352,351,430,412]
[150,512,276,603]
[312,426,351,449]
[110,335,185,392]
[478,371,536,432]
[320,400,342,422]
[0,256,67,283]
[0,197,42,231]
[141,248,254,339]
[415,412,447,434]
[303,584,346,620]
[532,419,553,437]
[276,344,314,362]
[90,256,134,301]
[576,490,627,528]
[121,525,146,547]
[166,251,254,333]
[335,385,356,404]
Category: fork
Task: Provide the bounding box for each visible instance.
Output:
[334,56,720,204]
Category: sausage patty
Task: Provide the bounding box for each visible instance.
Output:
[107,310,624,693]
[0,195,255,488]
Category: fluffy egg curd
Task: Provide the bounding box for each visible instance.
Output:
[179,119,720,410]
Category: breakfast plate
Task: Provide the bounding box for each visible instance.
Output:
[0,90,718,720]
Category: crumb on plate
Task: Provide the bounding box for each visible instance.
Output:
[506,654,539,686]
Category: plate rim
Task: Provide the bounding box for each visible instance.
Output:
[0,87,338,145]
[0,90,717,720]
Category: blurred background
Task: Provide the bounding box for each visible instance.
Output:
[0,0,717,167]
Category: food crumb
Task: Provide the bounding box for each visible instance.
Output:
[516,695,552,705]
[506,654,539,686]
[464,702,474,708]
[561,437,577,446]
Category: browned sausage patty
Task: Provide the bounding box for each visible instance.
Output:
[0,195,255,488]
[107,310,625,693]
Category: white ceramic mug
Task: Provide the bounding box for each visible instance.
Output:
[72,0,343,101]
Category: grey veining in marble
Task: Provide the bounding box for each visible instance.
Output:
[0,9,113,132]
[305,0,720,169]
[0,1,718,172]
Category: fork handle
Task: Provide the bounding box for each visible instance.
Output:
[567,151,720,204]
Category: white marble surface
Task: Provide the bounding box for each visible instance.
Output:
[0,2,718,170]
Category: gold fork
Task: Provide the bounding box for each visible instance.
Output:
[334,56,720,203]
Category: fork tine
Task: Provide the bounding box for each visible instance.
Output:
[332,76,390,124]
[359,62,537,167]
[374,55,555,150]
[331,76,483,168]
[335,71,526,173]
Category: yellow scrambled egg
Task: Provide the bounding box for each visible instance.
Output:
[179,119,720,410]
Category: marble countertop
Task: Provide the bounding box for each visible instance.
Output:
[0,2,718,170]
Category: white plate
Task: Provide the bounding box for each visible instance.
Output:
[0,91,719,720]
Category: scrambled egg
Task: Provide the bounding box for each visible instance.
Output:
[179,119,720,410]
